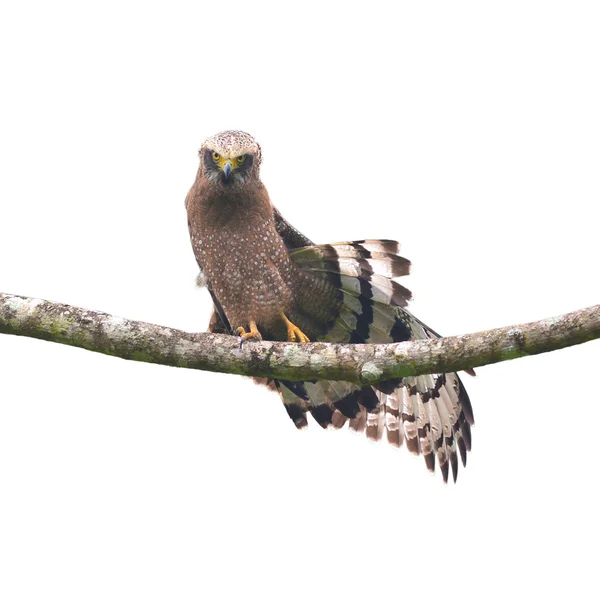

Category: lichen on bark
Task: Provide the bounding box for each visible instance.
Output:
[1,292,599,384]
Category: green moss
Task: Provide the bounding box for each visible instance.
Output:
[46,319,69,337]
[500,347,527,360]
[131,350,153,363]
[8,318,21,331]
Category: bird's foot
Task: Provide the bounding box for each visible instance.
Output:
[280,312,310,343]
[237,321,263,347]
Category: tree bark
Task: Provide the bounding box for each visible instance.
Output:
[1,292,598,385]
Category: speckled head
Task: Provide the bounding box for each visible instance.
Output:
[199,130,262,186]
[201,130,262,164]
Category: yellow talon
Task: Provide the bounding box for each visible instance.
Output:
[237,321,263,342]
[280,312,310,343]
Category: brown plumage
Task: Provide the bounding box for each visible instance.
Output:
[186,130,339,342]
[186,130,475,483]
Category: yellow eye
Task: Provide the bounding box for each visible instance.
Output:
[236,155,246,164]
[212,151,220,161]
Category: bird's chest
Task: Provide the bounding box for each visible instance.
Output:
[193,220,295,326]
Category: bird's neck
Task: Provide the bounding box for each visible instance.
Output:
[196,179,274,230]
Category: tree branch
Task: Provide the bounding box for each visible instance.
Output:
[1,292,598,385]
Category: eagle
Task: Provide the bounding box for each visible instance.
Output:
[185,130,474,482]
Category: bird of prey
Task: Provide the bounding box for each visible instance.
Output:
[185,130,474,482]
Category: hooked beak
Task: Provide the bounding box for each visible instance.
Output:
[223,160,233,179]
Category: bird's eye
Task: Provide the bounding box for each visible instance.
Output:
[237,155,246,164]
[212,152,220,161]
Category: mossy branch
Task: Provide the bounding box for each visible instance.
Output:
[1,292,599,385]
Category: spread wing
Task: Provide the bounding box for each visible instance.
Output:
[204,208,474,482]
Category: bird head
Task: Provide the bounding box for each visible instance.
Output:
[199,130,262,186]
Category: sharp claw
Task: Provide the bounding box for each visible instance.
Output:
[236,322,262,347]
[280,312,310,343]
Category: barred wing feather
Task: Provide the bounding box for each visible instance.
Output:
[271,240,475,483]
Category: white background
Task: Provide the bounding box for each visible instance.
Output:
[1,1,599,598]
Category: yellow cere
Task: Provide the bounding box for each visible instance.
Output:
[212,152,246,170]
